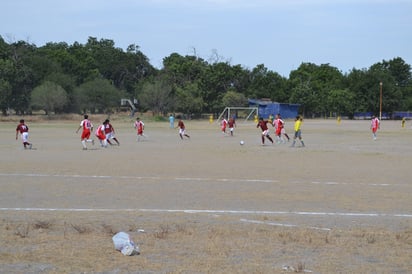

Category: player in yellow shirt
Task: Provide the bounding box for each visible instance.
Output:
[291,115,305,147]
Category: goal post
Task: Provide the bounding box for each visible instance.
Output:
[217,107,259,122]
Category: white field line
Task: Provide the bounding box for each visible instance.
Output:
[240,218,332,231]
[0,173,405,187]
[0,208,411,218]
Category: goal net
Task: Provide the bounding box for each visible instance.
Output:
[217,107,258,122]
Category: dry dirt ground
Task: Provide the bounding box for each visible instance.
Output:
[0,115,411,273]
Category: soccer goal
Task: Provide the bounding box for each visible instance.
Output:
[120,98,138,116]
[217,107,258,122]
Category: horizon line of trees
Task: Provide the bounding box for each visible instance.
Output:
[1,36,411,118]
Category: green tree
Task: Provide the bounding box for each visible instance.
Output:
[138,79,174,116]
[227,64,251,95]
[0,57,14,115]
[200,61,235,113]
[348,61,403,115]
[74,78,123,114]
[44,72,77,112]
[382,57,411,86]
[0,36,9,59]
[25,48,63,86]
[222,90,248,107]
[8,41,36,114]
[0,79,11,115]
[289,63,344,117]
[246,64,287,101]
[327,89,356,116]
[31,81,68,115]
[67,41,97,84]
[86,37,154,93]
[175,82,204,116]
[289,80,313,116]
[378,57,411,112]
[163,53,207,85]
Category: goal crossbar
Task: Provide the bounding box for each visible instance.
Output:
[217,107,258,122]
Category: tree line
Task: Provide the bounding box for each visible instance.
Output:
[1,36,411,118]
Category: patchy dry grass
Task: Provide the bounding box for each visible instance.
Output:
[0,213,411,273]
[0,117,411,273]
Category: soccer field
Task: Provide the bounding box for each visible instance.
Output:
[0,116,411,273]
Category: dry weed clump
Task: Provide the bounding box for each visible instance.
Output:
[70,223,93,234]
[1,215,412,273]
[14,224,30,238]
[100,223,116,235]
[153,224,170,239]
[395,229,412,245]
[282,261,308,273]
[151,223,195,240]
[33,220,53,230]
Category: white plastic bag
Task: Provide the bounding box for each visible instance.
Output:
[112,232,140,256]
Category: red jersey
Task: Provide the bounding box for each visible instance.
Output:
[257,120,269,131]
[275,118,284,135]
[278,119,284,129]
[228,118,235,128]
[80,119,93,131]
[95,124,106,140]
[371,117,379,129]
[178,120,185,129]
[272,119,278,129]
[16,123,29,134]
[134,121,144,134]
[79,118,93,140]
[371,117,380,132]
[104,123,114,134]
[221,119,227,128]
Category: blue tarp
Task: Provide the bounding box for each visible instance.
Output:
[248,99,300,119]
[354,112,390,119]
[393,111,412,119]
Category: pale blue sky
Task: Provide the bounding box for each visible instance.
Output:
[2,0,411,77]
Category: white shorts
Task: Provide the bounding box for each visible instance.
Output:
[179,128,186,135]
[230,127,234,132]
[21,132,29,143]
[106,132,114,139]
[262,129,269,136]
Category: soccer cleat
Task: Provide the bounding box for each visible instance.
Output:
[82,147,87,150]
[29,144,32,149]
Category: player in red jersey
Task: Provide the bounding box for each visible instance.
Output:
[273,114,289,143]
[15,119,32,149]
[220,118,228,135]
[257,117,274,145]
[370,115,380,140]
[279,114,290,142]
[76,114,94,150]
[177,116,190,140]
[95,120,108,148]
[228,117,236,136]
[134,117,146,141]
[104,119,120,146]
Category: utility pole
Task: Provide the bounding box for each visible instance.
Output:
[379,82,383,120]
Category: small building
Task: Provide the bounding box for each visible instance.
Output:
[248,99,300,119]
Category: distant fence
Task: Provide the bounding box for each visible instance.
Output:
[354,112,412,120]
[393,111,412,120]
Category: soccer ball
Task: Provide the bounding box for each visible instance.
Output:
[240,140,244,145]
